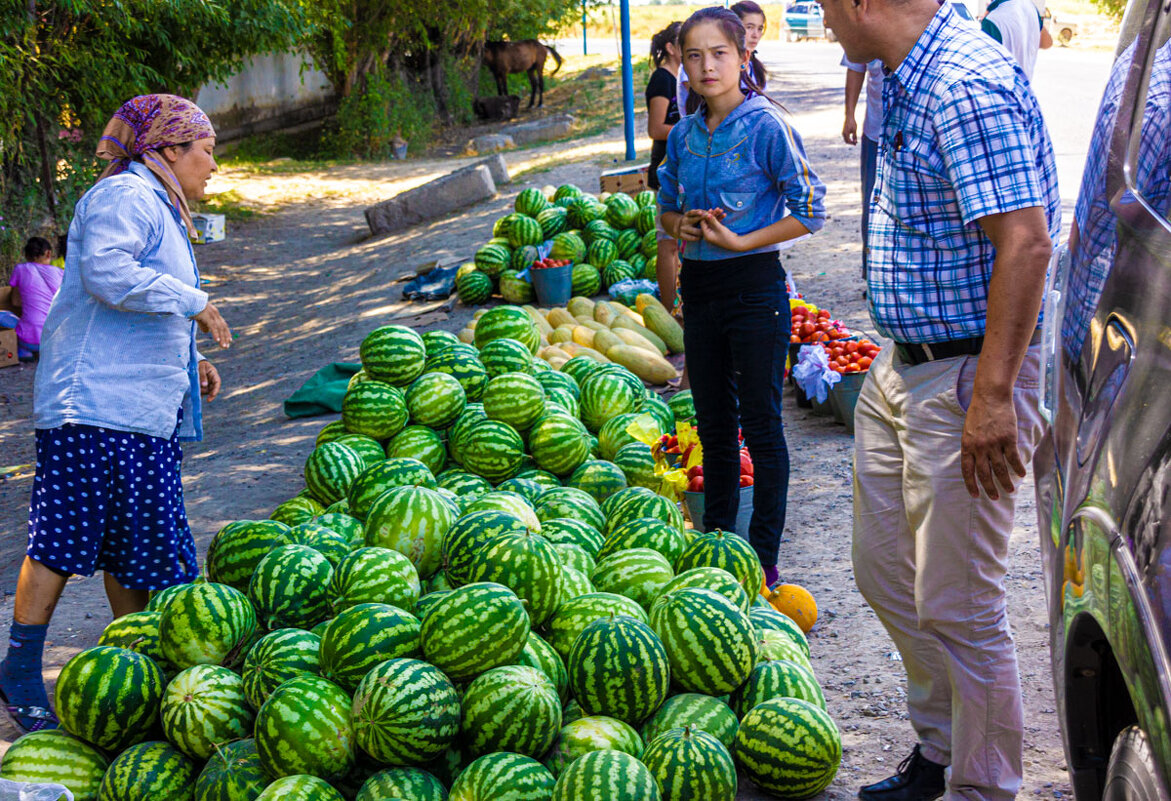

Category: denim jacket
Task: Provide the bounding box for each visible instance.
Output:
[33,162,209,441]
[657,94,827,261]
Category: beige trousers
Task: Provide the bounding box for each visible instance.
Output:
[852,344,1045,801]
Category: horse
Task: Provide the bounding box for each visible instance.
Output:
[482,40,563,109]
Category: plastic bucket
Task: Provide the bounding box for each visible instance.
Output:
[531,264,573,306]
[683,485,753,537]
[829,370,869,434]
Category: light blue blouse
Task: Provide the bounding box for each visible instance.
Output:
[33,162,210,441]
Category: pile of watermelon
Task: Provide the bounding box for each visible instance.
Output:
[457,183,660,307]
[2,316,842,801]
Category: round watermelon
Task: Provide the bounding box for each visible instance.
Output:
[500,269,535,304]
[304,442,365,506]
[568,616,670,726]
[664,566,751,614]
[429,345,489,401]
[549,231,586,262]
[540,518,605,557]
[571,263,602,297]
[603,260,637,289]
[386,425,447,474]
[507,214,544,248]
[528,413,590,477]
[241,628,322,709]
[158,581,256,670]
[206,520,293,593]
[441,509,532,585]
[437,469,493,500]
[674,529,764,596]
[479,337,532,377]
[643,726,737,801]
[364,485,454,579]
[551,750,659,801]
[0,730,107,800]
[360,325,426,387]
[462,490,540,532]
[731,658,826,719]
[750,607,811,656]
[533,486,605,531]
[668,390,695,423]
[288,521,351,567]
[598,516,690,565]
[342,380,408,440]
[560,355,602,386]
[161,664,253,760]
[517,632,569,704]
[543,716,644,777]
[537,206,568,239]
[458,270,494,305]
[419,582,529,680]
[568,459,628,504]
[406,371,467,429]
[733,697,842,800]
[330,546,420,614]
[357,766,447,801]
[248,544,333,630]
[255,675,355,780]
[642,693,741,751]
[475,306,539,353]
[650,587,756,695]
[449,752,556,801]
[465,529,562,626]
[351,657,460,764]
[482,372,546,431]
[597,412,643,461]
[97,741,198,801]
[605,193,639,228]
[256,775,345,800]
[320,602,422,692]
[97,610,169,672]
[586,239,617,269]
[580,370,641,432]
[460,419,525,483]
[591,547,675,612]
[474,243,511,278]
[460,665,561,757]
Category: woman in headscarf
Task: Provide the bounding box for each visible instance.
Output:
[0,94,232,733]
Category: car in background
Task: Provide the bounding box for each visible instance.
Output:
[1034,0,1171,794]
[783,3,826,40]
[1042,8,1080,45]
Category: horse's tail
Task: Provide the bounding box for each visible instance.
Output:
[544,43,563,75]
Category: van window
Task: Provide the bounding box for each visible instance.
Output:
[1126,19,1171,221]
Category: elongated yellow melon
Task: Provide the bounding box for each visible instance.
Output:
[607,344,677,384]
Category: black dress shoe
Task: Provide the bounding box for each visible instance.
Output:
[858,745,946,801]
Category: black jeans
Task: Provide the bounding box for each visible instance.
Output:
[681,260,791,568]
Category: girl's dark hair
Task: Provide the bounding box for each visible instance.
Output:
[650,21,682,67]
[679,7,782,115]
[23,236,51,262]
[730,1,768,88]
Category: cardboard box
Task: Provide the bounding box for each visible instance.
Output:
[191,213,226,245]
[0,286,14,313]
[0,329,17,368]
[600,164,650,196]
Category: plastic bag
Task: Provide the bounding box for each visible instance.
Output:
[0,779,73,800]
[792,344,840,404]
[608,279,658,307]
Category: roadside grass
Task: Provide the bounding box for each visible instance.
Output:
[194,189,266,222]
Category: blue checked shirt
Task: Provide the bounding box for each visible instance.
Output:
[866,2,1061,343]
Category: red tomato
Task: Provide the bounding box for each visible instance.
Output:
[740,475,754,487]
[688,476,705,492]
[817,309,832,319]
[739,451,754,477]
[858,356,873,369]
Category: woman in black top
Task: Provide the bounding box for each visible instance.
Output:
[646,22,682,193]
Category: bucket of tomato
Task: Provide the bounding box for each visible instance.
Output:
[825,338,882,433]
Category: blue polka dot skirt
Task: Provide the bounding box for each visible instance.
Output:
[26,415,198,591]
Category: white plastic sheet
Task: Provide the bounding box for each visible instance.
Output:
[792,344,840,403]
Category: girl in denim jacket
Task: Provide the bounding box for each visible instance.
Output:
[657,7,826,586]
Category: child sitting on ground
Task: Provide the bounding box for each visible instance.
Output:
[8,237,63,361]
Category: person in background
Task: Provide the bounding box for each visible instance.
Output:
[679,1,770,114]
[981,0,1052,79]
[841,57,886,279]
[7,237,63,362]
[50,234,66,270]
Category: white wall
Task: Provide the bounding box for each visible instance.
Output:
[197,51,335,140]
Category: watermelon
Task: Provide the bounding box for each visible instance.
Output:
[546,591,648,662]
[429,345,490,401]
[636,394,675,435]
[256,675,354,780]
[319,603,422,692]
[517,632,569,704]
[755,628,813,670]
[642,254,658,280]
[560,354,602,386]
[386,426,446,475]
[642,693,740,751]
[591,548,674,611]
[635,204,657,235]
[668,390,695,423]
[458,270,494,305]
[750,607,811,656]
[330,546,420,614]
[364,485,454,578]
[537,206,569,239]
[465,529,562,626]
[528,413,590,477]
[475,243,511,278]
[663,567,751,614]
[549,231,586,262]
[507,214,543,248]
[601,487,660,521]
[475,306,539,353]
[342,380,408,440]
[598,517,690,565]
[158,582,256,670]
[256,775,345,800]
[540,518,605,557]
[571,263,602,297]
[98,610,169,672]
[422,329,461,356]
[448,403,488,465]
[597,412,643,461]
[414,591,450,623]
[603,260,637,289]
[605,193,639,228]
[649,587,756,695]
[568,616,670,726]
[288,521,352,566]
[361,325,426,387]
[551,543,597,576]
[460,665,561,757]
[732,698,841,800]
[479,337,533,377]
[642,726,737,801]
[551,750,660,801]
[560,566,597,603]
[338,431,393,465]
[605,491,685,535]
[161,664,253,760]
[583,218,617,244]
[192,738,268,800]
[534,486,605,531]
[0,730,107,800]
[357,767,446,801]
[482,372,546,431]
[304,442,365,506]
[241,628,322,709]
[351,657,461,764]
[580,370,641,432]
[460,419,525,482]
[315,420,350,446]
[500,270,535,304]
[635,189,656,208]
[495,476,546,504]
[641,229,659,259]
[463,490,540,531]
[248,544,333,630]
[568,459,628,503]
[442,509,532,585]
[586,238,617,269]
[543,716,645,777]
[350,457,438,518]
[205,521,293,592]
[535,369,580,398]
[315,512,365,549]
[437,469,494,500]
[449,753,556,801]
[97,741,198,801]
[419,582,530,680]
[555,184,584,202]
[270,494,324,526]
[731,659,826,719]
[616,229,642,260]
[406,371,467,429]
[674,529,764,596]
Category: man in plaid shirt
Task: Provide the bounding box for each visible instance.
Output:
[817,0,1061,798]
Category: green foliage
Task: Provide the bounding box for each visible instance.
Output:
[334,67,436,159]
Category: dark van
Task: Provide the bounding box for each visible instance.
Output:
[1034,0,1171,796]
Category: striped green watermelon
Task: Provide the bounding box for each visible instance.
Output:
[351,657,460,764]
[642,726,737,801]
[750,607,811,656]
[270,494,325,526]
[437,469,493,499]
[630,252,648,277]
[465,529,562,626]
[641,229,658,259]
[560,566,596,604]
[562,699,585,726]
[158,582,256,670]
[649,587,756,695]
[636,394,675,434]
[614,442,659,490]
[597,412,643,460]
[458,270,494,305]
[241,628,322,709]
[551,750,660,801]
[600,487,660,521]
[161,664,253,760]
[364,485,454,579]
[591,547,674,612]
[605,193,639,228]
[571,263,602,297]
[642,693,740,751]
[332,433,385,466]
[256,675,354,780]
[568,616,670,726]
[603,260,637,289]
[549,231,586,262]
[422,328,462,356]
[551,543,597,576]
[460,665,561,757]
[448,403,488,466]
[495,476,546,504]
[733,697,841,799]
[560,354,602,386]
[605,491,685,535]
[586,238,617,269]
[320,602,422,692]
[429,345,490,401]
[463,490,540,531]
[304,442,365,506]
[755,629,813,671]
[663,567,751,614]
[500,270,536,304]
[97,610,168,670]
[479,337,533,378]
[674,530,764,596]
[566,198,599,229]
[357,767,446,801]
[668,390,695,423]
[193,738,268,801]
[507,214,544,248]
[315,420,350,446]
[635,204,657,235]
[0,730,107,800]
[474,243,511,278]
[540,518,605,557]
[528,413,590,477]
[730,659,825,719]
[348,457,437,520]
[543,716,645,777]
[583,218,617,244]
[555,184,583,202]
[580,371,641,432]
[510,245,539,271]
[568,459,628,503]
[534,487,605,531]
[598,517,689,565]
[361,325,426,387]
[460,419,525,483]
[635,189,656,208]
[419,582,529,680]
[450,752,556,801]
[616,229,642,260]
[386,426,446,475]
[517,632,569,703]
[248,544,333,630]
[494,214,514,238]
[406,372,467,429]
[545,387,579,418]
[288,521,352,566]
[475,306,540,353]
[482,372,546,431]
[642,254,658,280]
[322,498,354,516]
[413,590,451,623]
[535,369,580,399]
[442,509,531,585]
[330,546,420,614]
[537,206,569,239]
[342,380,408,440]
[97,741,198,801]
[256,775,344,800]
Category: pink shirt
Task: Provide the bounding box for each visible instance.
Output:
[9,261,63,345]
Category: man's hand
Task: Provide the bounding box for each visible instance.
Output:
[194,302,232,349]
[198,359,222,402]
[961,389,1025,500]
[843,116,858,145]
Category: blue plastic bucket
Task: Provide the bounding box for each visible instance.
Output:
[683,485,753,537]
[531,264,573,306]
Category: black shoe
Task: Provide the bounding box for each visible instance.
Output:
[858,745,946,801]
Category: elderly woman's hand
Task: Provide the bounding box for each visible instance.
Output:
[194,301,232,348]
[198,359,222,401]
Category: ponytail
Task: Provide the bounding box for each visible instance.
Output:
[650,21,682,67]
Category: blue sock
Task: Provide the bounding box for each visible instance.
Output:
[0,622,51,712]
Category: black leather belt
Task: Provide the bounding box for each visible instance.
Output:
[895,329,1041,366]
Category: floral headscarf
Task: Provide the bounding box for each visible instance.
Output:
[96,94,216,233]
